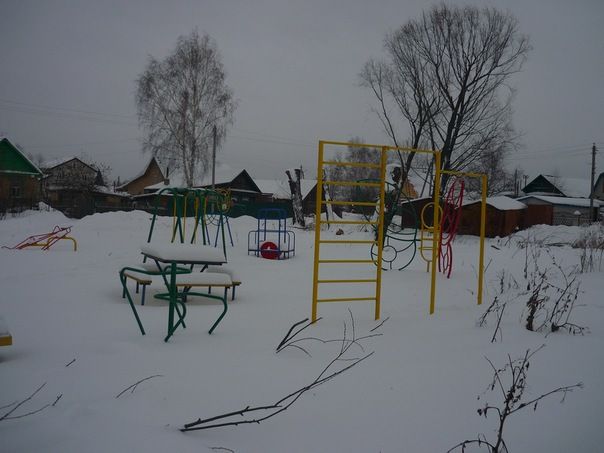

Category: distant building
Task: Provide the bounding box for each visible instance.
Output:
[458,196,527,237]
[116,157,165,196]
[41,157,100,191]
[40,156,129,218]
[517,195,600,226]
[592,172,604,201]
[522,174,592,198]
[138,165,269,217]
[0,137,43,213]
[255,179,319,215]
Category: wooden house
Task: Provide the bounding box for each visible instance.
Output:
[593,172,604,201]
[0,137,43,213]
[138,166,268,217]
[517,195,600,226]
[42,157,100,191]
[255,179,320,216]
[398,197,433,228]
[522,174,592,198]
[458,196,527,238]
[116,157,165,196]
[40,157,130,218]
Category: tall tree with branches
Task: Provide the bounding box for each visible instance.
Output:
[361,4,530,191]
[136,30,237,187]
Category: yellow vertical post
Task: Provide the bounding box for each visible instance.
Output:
[311,141,325,322]
[429,151,442,314]
[477,174,487,306]
[374,147,388,320]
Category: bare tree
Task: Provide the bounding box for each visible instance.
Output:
[181,311,380,432]
[136,30,237,187]
[448,346,582,453]
[361,4,530,191]
[465,143,513,196]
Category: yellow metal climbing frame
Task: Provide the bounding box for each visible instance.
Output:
[311,140,442,321]
[419,202,443,272]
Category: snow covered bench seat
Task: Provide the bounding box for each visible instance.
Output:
[122,261,190,305]
[175,272,232,288]
[204,265,242,300]
[0,316,12,347]
[174,272,234,303]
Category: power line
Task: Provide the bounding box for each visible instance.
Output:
[24,137,141,149]
[0,98,136,120]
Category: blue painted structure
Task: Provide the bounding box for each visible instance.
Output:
[247,208,295,259]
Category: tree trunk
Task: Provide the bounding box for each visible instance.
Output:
[286,169,305,227]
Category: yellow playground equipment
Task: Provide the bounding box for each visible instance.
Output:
[311,140,487,320]
[311,140,442,321]
[3,225,77,251]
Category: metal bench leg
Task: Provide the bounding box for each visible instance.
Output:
[141,284,147,306]
[119,269,146,336]
[208,291,228,335]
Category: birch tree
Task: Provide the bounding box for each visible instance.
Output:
[136,30,236,187]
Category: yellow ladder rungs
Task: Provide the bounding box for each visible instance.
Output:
[318,279,377,284]
[318,259,376,264]
[319,240,377,244]
[321,160,381,169]
[317,297,377,303]
[323,180,381,188]
[322,220,378,225]
[322,200,379,207]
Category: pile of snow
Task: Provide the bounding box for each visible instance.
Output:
[1,211,603,452]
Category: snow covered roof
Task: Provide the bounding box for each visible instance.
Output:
[463,196,527,211]
[117,157,163,189]
[524,174,592,198]
[255,179,317,200]
[554,177,592,198]
[0,136,43,175]
[518,195,602,208]
[42,156,79,169]
[144,164,246,191]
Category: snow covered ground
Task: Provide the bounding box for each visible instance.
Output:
[1,209,603,452]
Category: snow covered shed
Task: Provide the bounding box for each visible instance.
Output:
[458,196,527,238]
[517,195,601,226]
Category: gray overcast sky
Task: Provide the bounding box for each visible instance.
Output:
[1,0,603,182]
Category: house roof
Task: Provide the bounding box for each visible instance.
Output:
[0,137,43,176]
[255,179,317,200]
[463,196,527,211]
[42,156,97,173]
[552,176,592,198]
[522,174,592,198]
[144,164,254,191]
[518,195,602,208]
[116,156,164,190]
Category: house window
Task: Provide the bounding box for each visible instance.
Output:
[10,186,22,198]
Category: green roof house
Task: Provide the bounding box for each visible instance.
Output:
[0,137,43,213]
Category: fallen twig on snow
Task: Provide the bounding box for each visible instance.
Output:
[115,374,164,399]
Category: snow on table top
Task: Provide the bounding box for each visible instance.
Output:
[140,243,226,264]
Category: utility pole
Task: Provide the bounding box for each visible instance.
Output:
[589,142,597,221]
[211,125,217,190]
